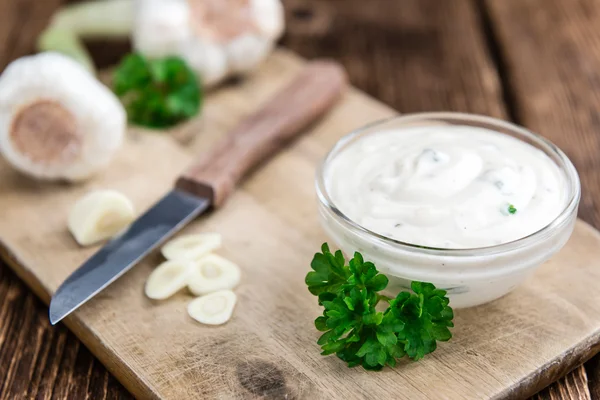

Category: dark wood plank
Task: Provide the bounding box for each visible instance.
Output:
[0,266,132,400]
[484,0,600,228]
[0,0,595,398]
[282,0,506,117]
[482,0,600,398]
[531,366,591,400]
[0,0,65,70]
[585,356,600,400]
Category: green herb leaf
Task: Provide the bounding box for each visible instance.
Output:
[389,281,455,360]
[306,243,454,370]
[315,316,328,331]
[508,204,517,214]
[113,53,202,129]
[306,243,351,296]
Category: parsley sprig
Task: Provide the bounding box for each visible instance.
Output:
[306,244,454,370]
[113,53,202,129]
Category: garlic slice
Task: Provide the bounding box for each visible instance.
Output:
[187,254,241,296]
[145,259,193,300]
[187,290,237,325]
[68,190,135,246]
[161,233,222,261]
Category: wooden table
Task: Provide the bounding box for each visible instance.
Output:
[1,0,599,398]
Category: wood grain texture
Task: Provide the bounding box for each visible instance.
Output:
[531,365,591,400]
[0,0,64,71]
[482,0,600,398]
[2,49,600,399]
[177,60,346,207]
[0,265,131,400]
[585,356,600,400]
[0,0,597,398]
[483,0,600,229]
[282,0,506,117]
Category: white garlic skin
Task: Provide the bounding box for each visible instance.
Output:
[0,52,126,181]
[133,0,192,59]
[132,0,285,87]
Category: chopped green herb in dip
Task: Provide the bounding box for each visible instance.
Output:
[325,125,566,248]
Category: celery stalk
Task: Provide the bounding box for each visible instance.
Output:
[49,0,134,39]
[37,28,96,74]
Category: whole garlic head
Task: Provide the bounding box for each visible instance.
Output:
[0,52,126,181]
[133,0,284,87]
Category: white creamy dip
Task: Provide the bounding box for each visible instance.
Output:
[325,125,567,248]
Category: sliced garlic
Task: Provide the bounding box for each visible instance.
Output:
[145,259,193,300]
[187,254,241,296]
[187,290,237,325]
[68,190,135,246]
[161,233,222,261]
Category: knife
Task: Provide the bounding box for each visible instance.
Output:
[49,60,347,325]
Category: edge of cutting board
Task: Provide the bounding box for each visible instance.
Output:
[0,49,397,400]
[2,49,600,399]
[0,243,159,399]
[3,220,600,399]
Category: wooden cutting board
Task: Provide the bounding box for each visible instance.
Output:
[1,49,600,400]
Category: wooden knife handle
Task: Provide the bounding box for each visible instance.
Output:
[175,60,347,207]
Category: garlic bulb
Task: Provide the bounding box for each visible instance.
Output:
[0,52,126,181]
[68,190,135,246]
[133,0,284,87]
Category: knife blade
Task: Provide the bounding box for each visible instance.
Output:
[50,60,347,324]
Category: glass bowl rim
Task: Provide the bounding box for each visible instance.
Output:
[315,112,581,256]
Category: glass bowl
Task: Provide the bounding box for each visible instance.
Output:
[316,112,581,308]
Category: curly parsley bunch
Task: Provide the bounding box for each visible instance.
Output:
[306,244,454,370]
[113,53,202,129]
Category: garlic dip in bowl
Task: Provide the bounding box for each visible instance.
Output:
[316,113,580,308]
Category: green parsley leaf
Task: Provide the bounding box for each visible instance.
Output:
[346,252,389,293]
[113,53,202,129]
[305,243,351,296]
[306,243,454,370]
[508,204,517,214]
[389,282,454,360]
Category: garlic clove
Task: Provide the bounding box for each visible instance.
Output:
[132,0,193,59]
[250,0,285,40]
[145,259,193,300]
[68,190,135,246]
[187,290,237,325]
[180,40,228,87]
[161,233,222,261]
[226,34,272,74]
[187,254,241,296]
